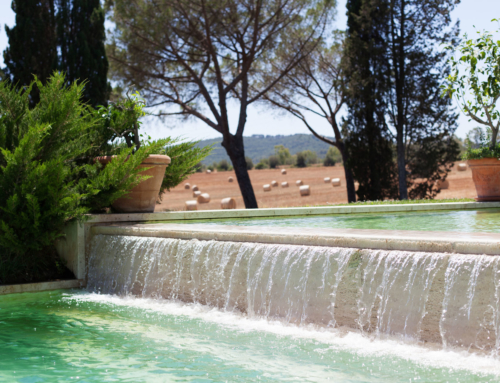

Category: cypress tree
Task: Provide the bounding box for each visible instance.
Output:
[344,0,460,201]
[343,0,398,201]
[57,0,110,107]
[3,0,58,105]
[382,0,460,199]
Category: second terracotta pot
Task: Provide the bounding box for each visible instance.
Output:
[468,158,500,202]
[98,154,171,213]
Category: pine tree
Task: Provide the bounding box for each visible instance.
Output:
[3,0,58,106]
[57,0,110,107]
[343,0,399,201]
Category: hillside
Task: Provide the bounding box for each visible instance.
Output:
[197,133,335,164]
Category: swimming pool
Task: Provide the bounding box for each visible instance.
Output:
[1,290,500,382]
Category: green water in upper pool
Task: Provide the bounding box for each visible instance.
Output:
[1,290,500,382]
[168,208,500,233]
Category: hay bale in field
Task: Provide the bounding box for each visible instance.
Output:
[437,179,449,190]
[206,169,212,174]
[296,180,303,186]
[185,200,197,210]
[193,190,201,198]
[281,181,289,188]
[197,193,211,203]
[184,183,191,190]
[228,176,234,182]
[221,197,237,209]
[263,184,271,192]
[192,185,199,192]
[331,178,341,187]
[299,185,310,196]
[271,180,278,187]
[324,177,330,183]
[281,169,287,175]
[458,163,467,171]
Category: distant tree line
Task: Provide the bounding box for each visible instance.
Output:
[198,144,342,172]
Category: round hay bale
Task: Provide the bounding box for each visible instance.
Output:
[331,178,341,187]
[437,179,449,190]
[281,169,287,175]
[193,190,201,198]
[197,193,210,203]
[185,200,197,211]
[296,180,303,186]
[192,185,199,192]
[324,177,331,183]
[221,197,237,209]
[458,163,467,171]
[206,169,212,174]
[263,184,271,192]
[281,181,289,188]
[228,176,234,182]
[299,185,310,196]
[271,180,278,187]
[184,183,191,190]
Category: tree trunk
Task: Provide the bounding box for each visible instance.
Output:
[337,142,356,203]
[395,0,408,200]
[222,134,258,209]
[396,134,408,199]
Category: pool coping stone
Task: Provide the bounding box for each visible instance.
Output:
[93,223,500,256]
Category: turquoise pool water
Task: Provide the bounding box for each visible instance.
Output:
[174,208,500,233]
[1,290,500,382]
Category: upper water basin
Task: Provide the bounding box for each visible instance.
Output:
[166,208,500,233]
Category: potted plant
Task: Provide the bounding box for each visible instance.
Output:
[443,22,500,201]
[96,93,172,213]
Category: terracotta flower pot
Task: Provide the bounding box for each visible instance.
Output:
[97,154,171,213]
[468,158,500,202]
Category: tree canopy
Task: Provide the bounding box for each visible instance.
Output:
[107,0,334,208]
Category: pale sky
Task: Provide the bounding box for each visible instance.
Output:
[1,1,499,142]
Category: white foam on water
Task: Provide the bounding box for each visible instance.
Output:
[85,235,500,380]
[68,292,500,377]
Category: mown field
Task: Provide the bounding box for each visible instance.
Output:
[156,161,476,211]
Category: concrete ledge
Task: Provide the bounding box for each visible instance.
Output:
[92,223,500,256]
[0,279,86,295]
[87,201,500,223]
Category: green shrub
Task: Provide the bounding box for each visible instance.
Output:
[323,146,342,166]
[193,162,204,172]
[461,127,500,160]
[274,145,293,165]
[0,73,208,284]
[255,158,269,169]
[246,156,254,170]
[268,155,279,169]
[217,159,230,171]
[295,150,318,168]
[296,152,307,168]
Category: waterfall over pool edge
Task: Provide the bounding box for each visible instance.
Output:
[88,234,500,353]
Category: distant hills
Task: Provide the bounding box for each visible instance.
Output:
[197,134,334,164]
